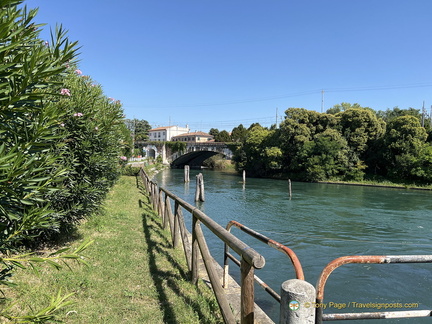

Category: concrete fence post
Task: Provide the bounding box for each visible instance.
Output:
[280,279,316,324]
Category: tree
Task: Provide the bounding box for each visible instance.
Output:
[125,118,151,142]
[209,128,219,138]
[278,108,338,175]
[299,129,352,181]
[338,108,385,156]
[214,130,231,142]
[376,107,422,123]
[242,125,271,176]
[410,144,432,183]
[327,102,365,115]
[231,124,248,142]
[383,115,428,179]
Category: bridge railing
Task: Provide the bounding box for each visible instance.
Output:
[139,167,265,324]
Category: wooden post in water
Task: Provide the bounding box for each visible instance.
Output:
[243,170,246,183]
[288,179,292,199]
[195,173,205,202]
[184,165,190,182]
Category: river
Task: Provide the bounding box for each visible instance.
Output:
[154,168,432,323]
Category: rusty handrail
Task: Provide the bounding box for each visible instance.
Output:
[316,255,432,323]
[226,220,304,280]
[224,220,304,304]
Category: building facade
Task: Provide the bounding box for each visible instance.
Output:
[148,125,190,142]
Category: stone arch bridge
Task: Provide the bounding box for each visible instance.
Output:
[142,142,233,168]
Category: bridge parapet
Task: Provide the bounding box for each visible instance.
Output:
[186,142,232,159]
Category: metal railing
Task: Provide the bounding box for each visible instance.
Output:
[316,255,432,323]
[224,220,304,303]
[139,168,265,324]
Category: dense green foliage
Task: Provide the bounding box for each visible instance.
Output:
[0,0,131,321]
[230,105,432,184]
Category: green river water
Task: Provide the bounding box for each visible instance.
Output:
[154,169,432,323]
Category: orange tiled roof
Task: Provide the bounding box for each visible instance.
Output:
[173,131,212,137]
[149,126,170,131]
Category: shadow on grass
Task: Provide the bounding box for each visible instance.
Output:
[140,200,222,323]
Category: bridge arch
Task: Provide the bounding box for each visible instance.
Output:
[171,150,223,168]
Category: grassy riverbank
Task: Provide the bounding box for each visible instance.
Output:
[317,178,432,190]
[6,176,222,323]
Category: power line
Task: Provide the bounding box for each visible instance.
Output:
[124,82,432,110]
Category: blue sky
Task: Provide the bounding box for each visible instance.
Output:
[25,0,432,132]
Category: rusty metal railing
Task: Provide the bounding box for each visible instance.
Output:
[224,220,305,303]
[316,255,432,323]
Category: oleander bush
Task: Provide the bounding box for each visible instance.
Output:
[0,0,131,321]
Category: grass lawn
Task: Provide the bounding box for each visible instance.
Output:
[5,175,222,323]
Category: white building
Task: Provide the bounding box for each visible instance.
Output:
[148,125,190,142]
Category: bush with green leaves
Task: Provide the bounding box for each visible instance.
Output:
[46,66,132,228]
[0,0,77,248]
[1,0,131,321]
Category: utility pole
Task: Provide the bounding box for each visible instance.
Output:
[321,89,324,113]
[430,105,432,128]
[421,101,425,127]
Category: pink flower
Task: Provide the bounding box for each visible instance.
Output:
[44,41,49,47]
[60,123,65,127]
[75,69,83,75]
[108,97,115,102]
[95,126,99,130]
[120,156,127,161]
[60,89,71,96]
[73,112,83,117]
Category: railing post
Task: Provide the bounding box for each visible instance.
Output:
[240,257,254,324]
[163,196,172,230]
[173,201,181,248]
[158,189,164,219]
[154,183,159,212]
[151,182,157,210]
[280,279,315,324]
[191,212,199,285]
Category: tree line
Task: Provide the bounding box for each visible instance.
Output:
[211,103,432,184]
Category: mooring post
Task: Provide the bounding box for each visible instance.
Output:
[243,170,246,183]
[280,279,315,324]
[184,165,190,182]
[194,174,200,201]
[288,179,292,199]
[199,173,205,201]
[195,173,205,202]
